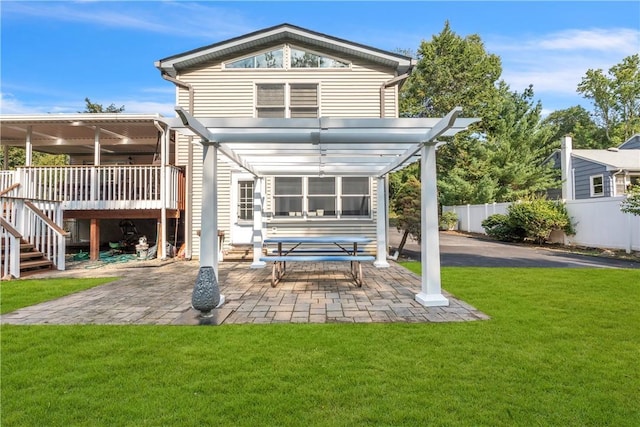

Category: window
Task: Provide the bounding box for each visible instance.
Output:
[308,177,336,216]
[273,177,370,218]
[341,177,370,216]
[225,46,350,70]
[590,175,604,197]
[256,83,318,118]
[237,181,254,221]
[226,49,284,69]
[274,177,303,217]
[615,174,640,195]
[290,48,349,69]
[256,84,285,118]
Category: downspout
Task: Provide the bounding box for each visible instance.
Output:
[379,71,412,118]
[154,120,168,260]
[161,72,194,260]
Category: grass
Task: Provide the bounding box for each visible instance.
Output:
[2,267,640,426]
[1,277,117,314]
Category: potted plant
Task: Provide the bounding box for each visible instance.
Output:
[439,211,458,231]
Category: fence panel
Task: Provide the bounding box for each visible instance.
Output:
[444,197,639,252]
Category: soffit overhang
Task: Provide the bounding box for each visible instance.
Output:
[155,23,413,76]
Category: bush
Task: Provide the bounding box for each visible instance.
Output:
[482,214,526,242]
[439,211,459,230]
[482,198,574,244]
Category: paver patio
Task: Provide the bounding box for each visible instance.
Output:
[0,258,489,325]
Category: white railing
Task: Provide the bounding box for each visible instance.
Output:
[1,218,21,279]
[444,197,640,253]
[16,165,184,210]
[1,170,15,192]
[1,196,67,278]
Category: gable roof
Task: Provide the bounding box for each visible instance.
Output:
[619,134,640,150]
[572,149,640,170]
[155,23,413,77]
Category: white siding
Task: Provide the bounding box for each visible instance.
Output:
[174,44,400,258]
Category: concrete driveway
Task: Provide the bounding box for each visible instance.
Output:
[389,230,640,269]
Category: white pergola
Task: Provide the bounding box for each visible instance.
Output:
[161,107,479,308]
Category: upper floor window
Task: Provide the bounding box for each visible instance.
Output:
[590,174,604,197]
[290,48,349,68]
[224,45,350,70]
[226,49,284,69]
[256,83,318,118]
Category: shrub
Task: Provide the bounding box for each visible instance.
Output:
[439,211,459,230]
[621,185,640,216]
[482,198,574,244]
[482,214,525,242]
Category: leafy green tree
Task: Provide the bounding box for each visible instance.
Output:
[81,97,125,113]
[577,54,640,145]
[541,105,604,149]
[398,22,560,207]
[391,176,422,255]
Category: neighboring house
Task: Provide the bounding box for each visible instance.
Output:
[546,134,640,200]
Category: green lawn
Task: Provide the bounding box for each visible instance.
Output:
[2,267,639,426]
[1,277,117,314]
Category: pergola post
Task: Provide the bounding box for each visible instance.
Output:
[192,143,225,316]
[374,176,389,268]
[251,176,266,268]
[415,143,449,307]
[25,126,32,166]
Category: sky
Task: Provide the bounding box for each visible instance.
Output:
[1,0,639,117]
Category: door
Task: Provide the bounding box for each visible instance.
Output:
[231,174,254,245]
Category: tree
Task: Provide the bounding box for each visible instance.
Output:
[82,97,125,113]
[541,105,604,149]
[391,176,422,255]
[577,54,640,145]
[400,21,502,119]
[621,185,640,216]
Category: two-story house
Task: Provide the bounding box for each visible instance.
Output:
[2,24,478,307]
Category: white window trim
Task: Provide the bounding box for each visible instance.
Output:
[270,177,371,220]
[590,174,605,197]
[222,44,352,70]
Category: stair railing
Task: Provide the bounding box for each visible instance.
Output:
[1,195,68,278]
[0,217,21,279]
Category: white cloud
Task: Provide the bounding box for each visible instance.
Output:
[2,1,255,40]
[485,28,640,109]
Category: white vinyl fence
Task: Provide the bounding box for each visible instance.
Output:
[444,197,640,253]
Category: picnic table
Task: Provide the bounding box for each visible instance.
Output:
[260,236,375,287]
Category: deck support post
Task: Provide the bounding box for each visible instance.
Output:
[90,218,100,261]
[415,143,448,307]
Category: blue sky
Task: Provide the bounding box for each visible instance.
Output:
[1,1,638,117]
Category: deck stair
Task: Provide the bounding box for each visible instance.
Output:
[1,237,54,277]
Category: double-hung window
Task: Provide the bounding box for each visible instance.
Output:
[273,177,370,218]
[256,83,318,118]
[590,174,604,197]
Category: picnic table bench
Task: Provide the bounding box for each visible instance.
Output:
[260,236,374,287]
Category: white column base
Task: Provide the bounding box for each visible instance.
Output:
[250,261,266,268]
[374,260,390,268]
[415,292,449,307]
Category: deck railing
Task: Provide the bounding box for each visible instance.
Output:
[14,165,185,210]
[1,196,67,278]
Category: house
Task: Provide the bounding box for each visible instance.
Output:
[1,24,478,307]
[546,134,640,200]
